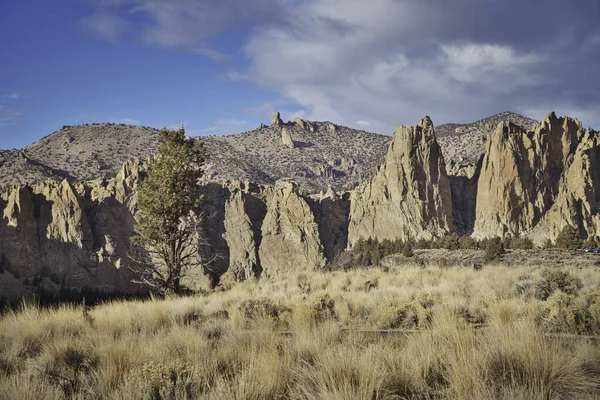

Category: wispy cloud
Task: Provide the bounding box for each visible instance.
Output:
[82,0,290,60]
[0,105,22,127]
[113,117,141,125]
[0,92,30,100]
[80,13,126,42]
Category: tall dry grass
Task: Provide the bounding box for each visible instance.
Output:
[1,263,600,399]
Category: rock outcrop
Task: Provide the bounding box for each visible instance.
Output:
[222,182,268,281]
[473,112,599,242]
[0,161,143,301]
[271,112,283,126]
[258,181,326,278]
[309,186,351,261]
[348,117,453,245]
[281,127,295,148]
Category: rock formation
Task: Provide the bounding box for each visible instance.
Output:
[448,160,481,235]
[222,182,268,281]
[348,117,453,245]
[258,180,326,278]
[0,161,143,301]
[473,112,599,242]
[309,186,351,261]
[281,127,295,148]
[271,111,283,126]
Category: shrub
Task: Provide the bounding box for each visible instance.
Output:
[415,238,431,249]
[502,234,513,249]
[441,233,460,251]
[239,298,282,320]
[540,291,587,334]
[534,268,583,300]
[511,236,534,250]
[402,242,414,258]
[376,303,420,329]
[555,226,582,250]
[485,237,505,261]
[458,235,478,250]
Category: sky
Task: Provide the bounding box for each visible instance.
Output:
[1,0,599,149]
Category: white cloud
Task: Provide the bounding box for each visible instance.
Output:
[439,43,543,90]
[80,13,126,42]
[114,118,141,125]
[234,0,550,131]
[82,0,600,130]
[0,93,29,100]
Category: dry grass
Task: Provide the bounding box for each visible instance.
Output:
[2,263,600,399]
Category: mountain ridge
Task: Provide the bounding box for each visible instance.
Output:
[0,111,536,191]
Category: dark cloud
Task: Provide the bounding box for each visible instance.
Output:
[83,0,600,129]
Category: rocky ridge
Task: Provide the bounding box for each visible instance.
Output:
[474,112,600,242]
[348,117,453,245]
[3,111,599,299]
[0,112,535,192]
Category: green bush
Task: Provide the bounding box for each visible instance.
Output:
[534,268,583,301]
[458,235,478,250]
[485,237,505,261]
[339,238,405,268]
[441,233,460,250]
[555,226,582,250]
[511,236,534,250]
[402,242,414,258]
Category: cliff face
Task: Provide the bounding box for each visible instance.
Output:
[348,116,453,245]
[258,181,326,278]
[473,112,599,242]
[4,112,600,298]
[0,161,143,300]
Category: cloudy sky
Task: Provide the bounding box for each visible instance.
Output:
[1,0,599,148]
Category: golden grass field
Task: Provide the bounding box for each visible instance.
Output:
[2,260,600,399]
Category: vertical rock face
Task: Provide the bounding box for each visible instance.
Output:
[448,160,481,236]
[473,112,596,241]
[0,161,143,300]
[348,116,453,245]
[258,180,326,278]
[222,182,267,281]
[281,127,295,148]
[310,186,351,261]
[531,125,600,242]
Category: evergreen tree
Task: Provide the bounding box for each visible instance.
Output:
[133,128,206,294]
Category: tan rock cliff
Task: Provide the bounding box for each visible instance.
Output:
[348,116,453,245]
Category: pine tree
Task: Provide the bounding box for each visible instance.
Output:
[133,128,206,294]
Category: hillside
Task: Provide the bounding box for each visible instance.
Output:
[0,111,536,191]
[437,111,537,165]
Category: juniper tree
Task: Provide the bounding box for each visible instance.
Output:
[133,127,206,294]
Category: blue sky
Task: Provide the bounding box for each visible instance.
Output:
[2,0,599,149]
